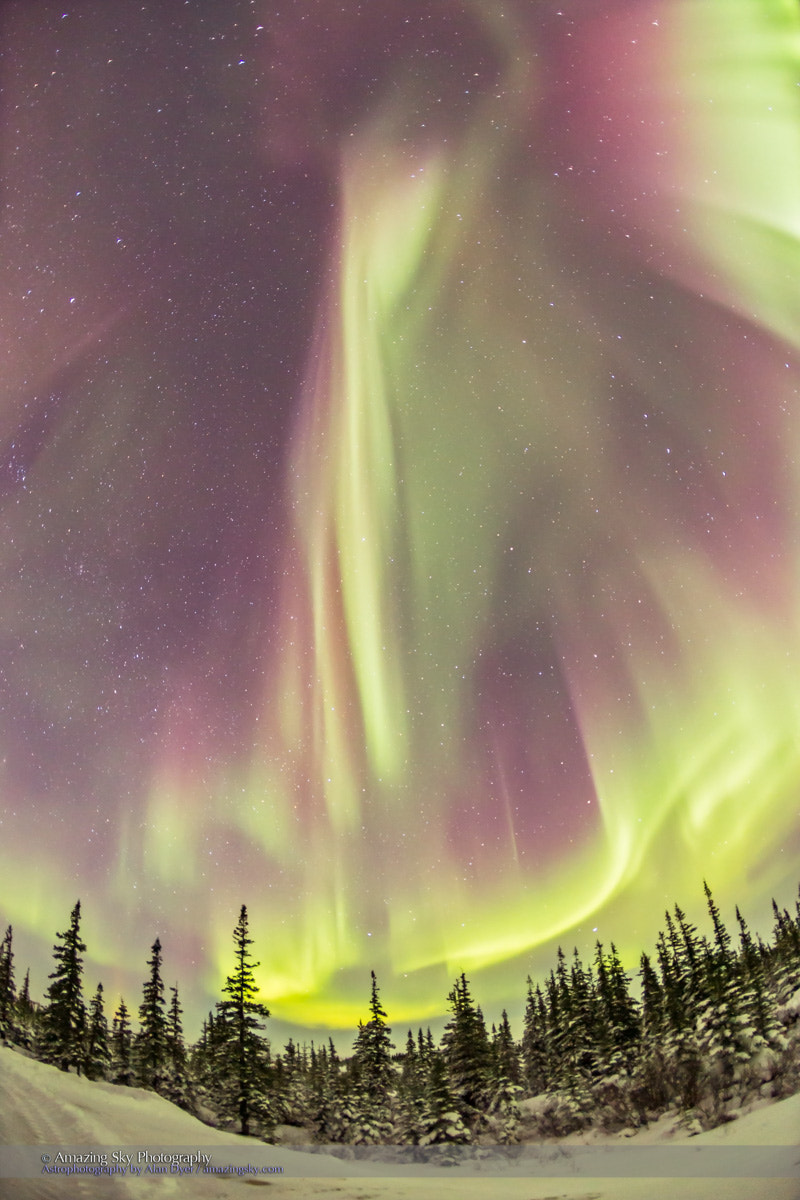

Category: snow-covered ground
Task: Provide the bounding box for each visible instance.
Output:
[1,1046,798,1200]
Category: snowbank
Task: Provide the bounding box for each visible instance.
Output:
[1,1046,798,1200]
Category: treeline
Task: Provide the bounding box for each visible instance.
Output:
[1,883,799,1144]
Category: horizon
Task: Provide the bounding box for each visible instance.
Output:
[5,875,797,1052]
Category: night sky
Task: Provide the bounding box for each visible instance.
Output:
[2,0,800,1043]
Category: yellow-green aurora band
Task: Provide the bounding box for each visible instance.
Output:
[207,0,800,1025]
[2,0,799,1032]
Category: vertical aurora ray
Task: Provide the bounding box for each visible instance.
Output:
[202,0,800,1024]
[1,0,799,1034]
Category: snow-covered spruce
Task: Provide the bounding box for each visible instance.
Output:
[2,879,799,1143]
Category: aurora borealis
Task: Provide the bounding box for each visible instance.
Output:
[2,0,800,1041]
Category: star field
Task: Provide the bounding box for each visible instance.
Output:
[1,0,799,1039]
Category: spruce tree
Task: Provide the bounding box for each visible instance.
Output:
[569,949,601,1080]
[655,926,685,1034]
[418,1051,470,1156]
[401,1029,422,1092]
[352,971,396,1098]
[110,998,134,1086]
[348,971,396,1143]
[397,1029,428,1145]
[273,1037,311,1126]
[596,942,640,1074]
[521,979,550,1095]
[694,940,747,1089]
[15,968,35,1048]
[628,952,672,1116]
[165,984,185,1073]
[308,1040,325,1100]
[691,887,752,1096]
[542,951,581,1090]
[415,1026,435,1066]
[703,881,734,978]
[735,907,780,1047]
[215,905,271,1136]
[41,901,86,1072]
[638,952,665,1044]
[312,1037,355,1143]
[441,973,490,1118]
[0,925,16,1040]
[492,1009,521,1085]
[191,1010,225,1100]
[136,937,168,1090]
[164,984,193,1110]
[328,1036,340,1078]
[17,968,31,1013]
[768,898,800,1001]
[84,983,110,1081]
[663,908,705,1110]
[487,1010,523,1142]
[673,905,704,1013]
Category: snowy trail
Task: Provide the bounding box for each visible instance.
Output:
[0,1057,129,1200]
[0,1050,352,1200]
[1,1048,799,1200]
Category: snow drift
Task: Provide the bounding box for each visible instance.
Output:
[1,1046,799,1200]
